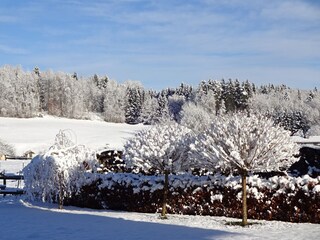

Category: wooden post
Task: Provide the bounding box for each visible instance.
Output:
[3,175,6,197]
[241,171,248,226]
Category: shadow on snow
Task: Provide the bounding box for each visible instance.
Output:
[0,199,239,240]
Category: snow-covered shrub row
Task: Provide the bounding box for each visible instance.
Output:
[83,172,320,197]
[68,172,320,223]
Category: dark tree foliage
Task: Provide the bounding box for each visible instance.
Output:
[273,111,310,137]
[93,74,108,90]
[175,83,194,101]
[199,79,251,114]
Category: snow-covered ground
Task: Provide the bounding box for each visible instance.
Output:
[0,116,147,155]
[0,197,319,240]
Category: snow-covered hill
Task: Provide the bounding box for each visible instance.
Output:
[0,116,147,156]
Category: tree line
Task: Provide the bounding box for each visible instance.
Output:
[0,65,319,136]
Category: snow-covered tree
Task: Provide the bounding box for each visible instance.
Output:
[139,91,159,125]
[0,65,39,118]
[168,94,185,122]
[155,93,170,122]
[208,80,223,114]
[103,80,126,123]
[273,111,310,137]
[180,103,212,133]
[85,75,107,114]
[124,122,192,218]
[249,87,319,136]
[191,112,298,226]
[196,89,216,115]
[125,86,143,124]
[175,83,194,101]
[23,130,97,209]
[0,138,15,157]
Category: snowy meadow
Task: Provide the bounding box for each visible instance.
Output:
[0,115,147,156]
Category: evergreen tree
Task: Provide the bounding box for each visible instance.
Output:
[155,93,170,121]
[223,79,236,112]
[234,79,249,111]
[125,87,143,124]
[176,83,193,101]
[139,91,159,125]
[211,80,223,115]
[33,66,40,77]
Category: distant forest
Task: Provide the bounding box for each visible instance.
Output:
[0,65,319,137]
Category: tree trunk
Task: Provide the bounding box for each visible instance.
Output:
[161,170,169,219]
[241,171,248,226]
[58,172,64,210]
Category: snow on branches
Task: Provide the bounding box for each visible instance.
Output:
[124,122,193,174]
[190,112,299,225]
[191,112,299,173]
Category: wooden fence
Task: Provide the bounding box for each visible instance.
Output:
[0,172,25,196]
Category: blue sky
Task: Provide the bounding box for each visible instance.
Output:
[0,0,319,90]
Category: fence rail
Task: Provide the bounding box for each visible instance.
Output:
[4,156,32,160]
[0,172,25,195]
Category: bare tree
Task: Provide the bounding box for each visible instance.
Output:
[0,138,15,157]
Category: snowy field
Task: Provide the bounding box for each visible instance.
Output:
[0,115,147,155]
[1,115,319,157]
[1,116,320,239]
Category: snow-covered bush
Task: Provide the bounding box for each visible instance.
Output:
[124,122,193,218]
[23,130,97,208]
